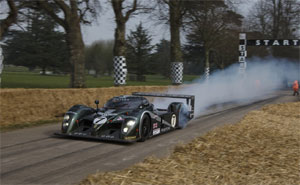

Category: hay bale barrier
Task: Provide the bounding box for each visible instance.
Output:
[0,86,168,130]
[80,102,300,185]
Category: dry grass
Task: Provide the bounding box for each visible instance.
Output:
[80,102,300,185]
[0,86,169,129]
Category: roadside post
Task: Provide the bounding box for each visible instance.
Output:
[238,33,247,77]
[171,62,183,85]
[0,42,6,88]
[113,56,127,86]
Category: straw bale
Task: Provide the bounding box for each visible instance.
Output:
[0,86,168,128]
[80,101,300,185]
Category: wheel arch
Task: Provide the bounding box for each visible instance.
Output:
[64,105,95,133]
[168,102,184,114]
[138,111,152,139]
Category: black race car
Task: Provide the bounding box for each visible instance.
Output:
[55,92,195,142]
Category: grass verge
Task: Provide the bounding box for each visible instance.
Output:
[1,71,199,88]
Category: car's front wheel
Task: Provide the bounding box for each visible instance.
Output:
[138,115,151,142]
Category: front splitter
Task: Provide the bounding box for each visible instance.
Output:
[54,132,137,143]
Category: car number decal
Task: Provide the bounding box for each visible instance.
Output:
[171,114,176,128]
[93,117,107,125]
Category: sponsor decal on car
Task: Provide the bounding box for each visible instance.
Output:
[125,136,137,140]
[153,123,158,129]
[97,109,118,117]
[100,135,115,139]
[161,127,171,132]
[153,128,160,135]
[73,132,87,136]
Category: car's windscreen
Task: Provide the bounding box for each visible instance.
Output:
[104,97,143,110]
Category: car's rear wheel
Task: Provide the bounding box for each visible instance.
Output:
[138,115,151,142]
[168,102,189,129]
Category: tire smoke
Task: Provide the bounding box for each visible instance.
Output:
[153,57,299,119]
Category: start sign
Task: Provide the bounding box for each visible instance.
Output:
[237,33,299,76]
[247,39,300,46]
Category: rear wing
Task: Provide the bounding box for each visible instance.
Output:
[132,92,195,117]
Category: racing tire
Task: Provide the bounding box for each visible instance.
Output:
[168,102,189,129]
[177,105,189,129]
[138,115,151,142]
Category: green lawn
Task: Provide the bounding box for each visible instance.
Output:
[1,71,199,88]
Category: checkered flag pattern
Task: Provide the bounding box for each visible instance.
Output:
[113,56,127,85]
[171,62,183,84]
[205,67,210,80]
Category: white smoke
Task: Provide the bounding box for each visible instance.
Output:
[153,57,299,117]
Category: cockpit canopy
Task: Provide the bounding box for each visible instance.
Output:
[104,96,150,110]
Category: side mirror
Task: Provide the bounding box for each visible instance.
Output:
[142,100,149,106]
[95,100,99,111]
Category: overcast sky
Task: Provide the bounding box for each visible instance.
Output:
[0,0,257,45]
[81,0,257,46]
[81,2,169,46]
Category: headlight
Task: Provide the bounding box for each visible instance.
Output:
[63,122,69,127]
[126,120,136,126]
[123,120,136,133]
[63,114,70,121]
[123,127,129,133]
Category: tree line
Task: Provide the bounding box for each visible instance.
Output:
[1,0,299,87]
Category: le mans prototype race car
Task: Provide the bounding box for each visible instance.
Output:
[55,92,195,142]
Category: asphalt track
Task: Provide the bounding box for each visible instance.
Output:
[1,90,298,185]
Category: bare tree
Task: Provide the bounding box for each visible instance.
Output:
[111,0,145,85]
[185,1,242,77]
[0,0,18,88]
[0,0,18,39]
[157,0,187,61]
[165,0,186,64]
[111,0,138,57]
[246,0,300,38]
[35,0,100,88]
[152,0,188,84]
[245,0,300,59]
[154,0,243,73]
